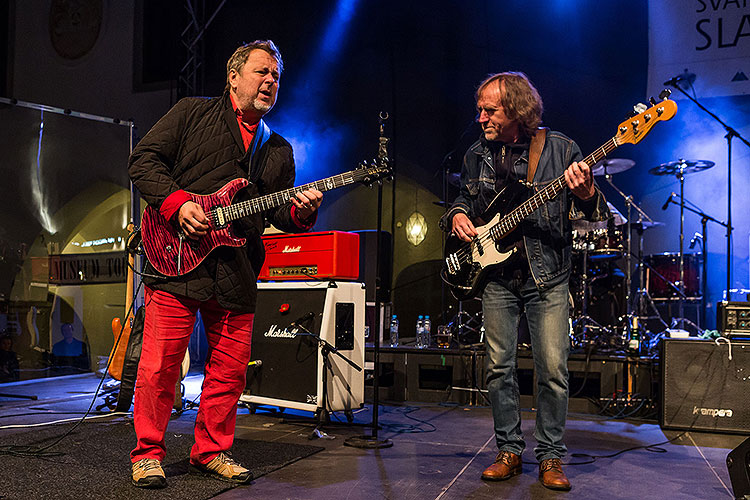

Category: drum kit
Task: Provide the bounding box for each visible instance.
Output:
[569,157,715,353]
[440,156,718,354]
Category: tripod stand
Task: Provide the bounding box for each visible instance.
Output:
[292,322,362,439]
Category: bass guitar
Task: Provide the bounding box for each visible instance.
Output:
[441,96,677,301]
[141,163,391,276]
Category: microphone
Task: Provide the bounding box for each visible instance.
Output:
[661,192,674,210]
[247,359,263,367]
[689,232,702,249]
[291,311,315,326]
[663,70,696,87]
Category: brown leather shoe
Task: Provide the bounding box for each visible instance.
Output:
[481,451,522,481]
[539,458,571,491]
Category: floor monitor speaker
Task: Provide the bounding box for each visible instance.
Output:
[661,338,750,433]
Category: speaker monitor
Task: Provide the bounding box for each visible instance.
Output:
[353,230,392,303]
[727,437,750,499]
[661,338,750,433]
[241,281,365,413]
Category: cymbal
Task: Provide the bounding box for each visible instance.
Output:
[607,202,627,226]
[627,220,664,231]
[572,219,607,232]
[572,202,627,232]
[447,172,461,186]
[433,200,447,207]
[591,158,635,176]
[648,159,715,176]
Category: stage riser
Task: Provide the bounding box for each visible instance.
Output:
[366,348,654,413]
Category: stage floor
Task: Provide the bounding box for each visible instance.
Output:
[0,372,744,499]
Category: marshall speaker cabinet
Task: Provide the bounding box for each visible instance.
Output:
[661,338,750,433]
[241,281,365,413]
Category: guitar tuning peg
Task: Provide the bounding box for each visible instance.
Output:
[659,88,672,100]
[649,96,657,105]
[633,103,648,114]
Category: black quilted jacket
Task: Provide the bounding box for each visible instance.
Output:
[129,92,307,313]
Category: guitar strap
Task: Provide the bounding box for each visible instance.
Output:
[526,127,548,183]
[115,305,145,412]
[247,119,273,183]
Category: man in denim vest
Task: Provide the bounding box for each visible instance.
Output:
[440,72,609,491]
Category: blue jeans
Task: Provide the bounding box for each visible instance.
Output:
[482,273,570,461]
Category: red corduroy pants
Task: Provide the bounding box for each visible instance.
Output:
[130,287,254,465]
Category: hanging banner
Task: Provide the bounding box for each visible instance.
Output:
[33,252,128,285]
[648,1,750,99]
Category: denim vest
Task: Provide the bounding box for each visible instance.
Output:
[439,131,610,290]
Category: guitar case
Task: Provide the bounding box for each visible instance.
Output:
[115,305,145,412]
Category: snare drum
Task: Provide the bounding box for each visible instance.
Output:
[645,252,702,299]
[574,228,623,260]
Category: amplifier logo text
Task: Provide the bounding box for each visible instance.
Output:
[282,245,302,253]
[692,406,733,418]
[263,324,299,339]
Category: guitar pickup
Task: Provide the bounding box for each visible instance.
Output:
[474,239,484,256]
[215,207,226,227]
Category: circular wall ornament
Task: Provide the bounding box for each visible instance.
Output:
[49,0,103,60]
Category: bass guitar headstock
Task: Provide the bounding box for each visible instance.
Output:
[616,90,677,146]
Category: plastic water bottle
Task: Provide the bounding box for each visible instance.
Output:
[423,315,432,348]
[416,315,424,348]
[628,317,641,356]
[389,315,399,347]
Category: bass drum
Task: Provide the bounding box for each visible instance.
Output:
[569,259,626,330]
[645,252,702,299]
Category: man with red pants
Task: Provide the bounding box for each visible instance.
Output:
[128,40,322,489]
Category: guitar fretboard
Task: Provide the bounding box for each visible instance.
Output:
[214,168,381,223]
[489,136,621,240]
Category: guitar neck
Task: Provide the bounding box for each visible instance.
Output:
[495,136,620,236]
[221,171,365,223]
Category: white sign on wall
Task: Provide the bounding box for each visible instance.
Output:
[648,0,750,98]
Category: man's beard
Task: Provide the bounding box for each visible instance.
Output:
[252,97,274,114]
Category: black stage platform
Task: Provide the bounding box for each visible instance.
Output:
[1,367,745,499]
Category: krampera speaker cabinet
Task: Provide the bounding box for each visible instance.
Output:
[240,281,366,413]
[727,437,750,499]
[660,338,750,433]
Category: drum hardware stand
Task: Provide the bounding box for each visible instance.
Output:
[665,80,750,301]
[447,301,483,346]
[602,171,657,348]
[572,244,612,342]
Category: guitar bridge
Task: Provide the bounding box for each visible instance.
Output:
[446,253,461,275]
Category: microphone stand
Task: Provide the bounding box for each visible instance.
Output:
[291,322,362,439]
[663,195,731,330]
[344,113,393,449]
[667,81,750,300]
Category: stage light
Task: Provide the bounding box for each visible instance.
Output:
[271,0,360,183]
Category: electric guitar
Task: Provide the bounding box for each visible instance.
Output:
[107,224,135,380]
[441,96,677,301]
[141,163,391,276]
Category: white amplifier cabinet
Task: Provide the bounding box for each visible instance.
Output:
[241,281,365,413]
